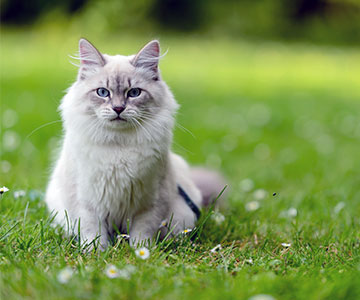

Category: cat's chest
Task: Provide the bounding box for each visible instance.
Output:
[77,145,161,204]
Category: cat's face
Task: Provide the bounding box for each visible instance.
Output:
[63,39,177,137]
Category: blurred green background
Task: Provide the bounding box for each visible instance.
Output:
[1,0,360,192]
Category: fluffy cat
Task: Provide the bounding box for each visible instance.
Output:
[45,39,224,249]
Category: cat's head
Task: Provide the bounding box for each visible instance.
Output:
[61,39,178,143]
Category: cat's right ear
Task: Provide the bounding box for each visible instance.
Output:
[132,40,160,80]
[78,38,106,80]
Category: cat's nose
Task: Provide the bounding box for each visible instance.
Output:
[112,106,125,115]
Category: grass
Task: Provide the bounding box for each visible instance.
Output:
[1,29,360,299]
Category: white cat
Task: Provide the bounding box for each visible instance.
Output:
[45,39,224,249]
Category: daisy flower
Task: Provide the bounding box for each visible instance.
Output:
[117,234,130,240]
[105,264,119,278]
[57,267,73,284]
[135,247,150,260]
[0,186,9,195]
[281,243,291,248]
[180,228,192,234]
[159,219,168,228]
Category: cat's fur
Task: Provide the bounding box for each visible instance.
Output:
[45,39,223,249]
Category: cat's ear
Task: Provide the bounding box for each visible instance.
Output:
[78,38,105,80]
[132,40,160,80]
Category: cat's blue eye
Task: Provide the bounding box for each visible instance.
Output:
[96,88,110,98]
[127,88,141,98]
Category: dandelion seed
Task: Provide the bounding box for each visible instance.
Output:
[245,201,260,211]
[279,207,297,218]
[3,130,20,151]
[181,228,193,234]
[105,264,119,278]
[14,190,26,199]
[0,160,11,173]
[135,247,150,260]
[248,294,276,300]
[287,207,297,217]
[281,243,291,248]
[117,234,130,240]
[253,189,267,200]
[0,186,9,194]
[253,143,271,160]
[57,267,73,284]
[239,178,254,192]
[211,211,225,225]
[210,244,222,253]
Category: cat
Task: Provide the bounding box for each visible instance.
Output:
[45,38,225,250]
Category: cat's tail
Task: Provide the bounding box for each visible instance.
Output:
[190,167,228,209]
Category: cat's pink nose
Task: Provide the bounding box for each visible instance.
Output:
[113,106,125,115]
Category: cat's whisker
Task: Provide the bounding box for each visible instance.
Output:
[137,117,171,140]
[131,118,154,142]
[138,116,171,133]
[138,113,194,154]
[140,111,196,139]
[174,123,196,139]
[25,120,62,140]
[137,113,172,133]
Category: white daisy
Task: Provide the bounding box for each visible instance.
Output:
[180,228,193,234]
[245,201,260,211]
[117,234,130,240]
[0,186,9,194]
[105,264,119,278]
[57,267,73,284]
[159,219,168,228]
[135,247,150,260]
[281,243,291,248]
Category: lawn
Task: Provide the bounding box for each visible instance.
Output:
[1,30,360,299]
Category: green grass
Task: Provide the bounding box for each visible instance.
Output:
[1,30,360,299]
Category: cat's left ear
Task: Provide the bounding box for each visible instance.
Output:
[78,38,106,80]
[132,40,160,80]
